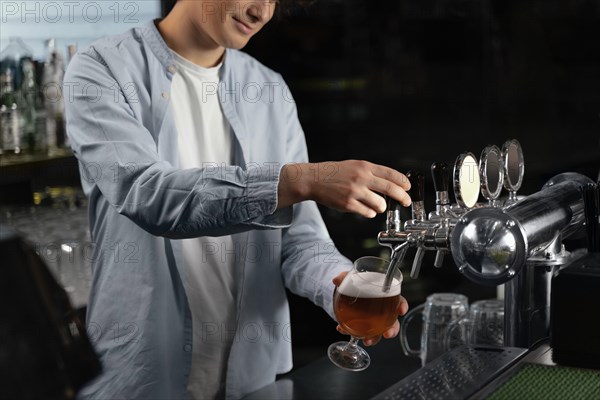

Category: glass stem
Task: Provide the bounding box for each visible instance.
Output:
[344,337,360,353]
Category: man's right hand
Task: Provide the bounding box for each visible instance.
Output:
[277,160,411,218]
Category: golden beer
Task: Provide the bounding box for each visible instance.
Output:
[333,271,401,338]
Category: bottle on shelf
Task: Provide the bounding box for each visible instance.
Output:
[0,37,34,91]
[0,68,22,155]
[19,59,39,153]
[0,37,35,156]
[42,39,66,156]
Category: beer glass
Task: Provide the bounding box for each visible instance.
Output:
[328,256,402,371]
[399,293,469,366]
[444,299,504,350]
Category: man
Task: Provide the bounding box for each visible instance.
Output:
[64,1,411,398]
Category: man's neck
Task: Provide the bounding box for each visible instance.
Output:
[157,6,225,68]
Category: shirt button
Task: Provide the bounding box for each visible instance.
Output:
[184,344,192,352]
[162,92,170,100]
[168,65,177,74]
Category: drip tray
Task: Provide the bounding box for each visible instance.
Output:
[371,346,528,400]
[485,363,600,399]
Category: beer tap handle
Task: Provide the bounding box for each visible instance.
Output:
[406,170,425,221]
[407,170,424,202]
[410,247,425,279]
[501,139,524,205]
[431,162,450,207]
[431,162,449,193]
[385,195,402,232]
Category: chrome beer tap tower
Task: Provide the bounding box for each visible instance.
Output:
[379,139,594,348]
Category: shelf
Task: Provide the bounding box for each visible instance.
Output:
[0,148,73,168]
[0,149,81,205]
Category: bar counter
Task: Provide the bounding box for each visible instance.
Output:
[243,340,600,399]
[242,338,421,400]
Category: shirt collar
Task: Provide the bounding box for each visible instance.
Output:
[141,18,232,80]
[141,19,175,71]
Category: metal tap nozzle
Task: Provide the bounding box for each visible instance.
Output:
[385,195,402,233]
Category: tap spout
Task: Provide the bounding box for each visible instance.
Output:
[382,242,410,293]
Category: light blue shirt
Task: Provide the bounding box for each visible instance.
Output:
[64,19,351,400]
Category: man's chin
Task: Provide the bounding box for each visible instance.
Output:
[227,42,249,50]
[223,35,251,50]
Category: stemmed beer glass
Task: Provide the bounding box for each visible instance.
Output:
[328,256,402,371]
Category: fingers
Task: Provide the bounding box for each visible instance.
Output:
[332,271,349,286]
[335,325,384,346]
[363,336,381,347]
[305,160,413,217]
[357,162,411,208]
[371,164,411,190]
[357,190,387,215]
[337,320,401,347]
[364,321,400,346]
[398,295,409,316]
[354,175,410,215]
[346,198,380,219]
[382,320,400,340]
[363,320,399,346]
[369,175,412,207]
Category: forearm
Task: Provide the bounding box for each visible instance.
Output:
[277,163,311,209]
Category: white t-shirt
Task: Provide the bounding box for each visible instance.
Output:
[170,50,236,400]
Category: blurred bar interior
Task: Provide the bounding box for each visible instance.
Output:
[1,0,599,396]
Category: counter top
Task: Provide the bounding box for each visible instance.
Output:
[242,338,421,400]
[244,340,600,400]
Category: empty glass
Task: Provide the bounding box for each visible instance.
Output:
[399,293,469,366]
[445,299,504,350]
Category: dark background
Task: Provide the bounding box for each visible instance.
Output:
[167,0,600,369]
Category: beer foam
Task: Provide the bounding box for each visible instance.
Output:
[338,271,401,298]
